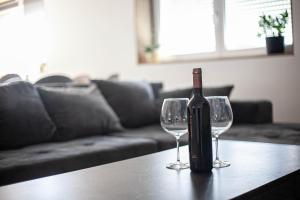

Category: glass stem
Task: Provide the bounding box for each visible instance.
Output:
[215,136,219,161]
[176,137,180,163]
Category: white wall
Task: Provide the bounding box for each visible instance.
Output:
[7,0,300,123]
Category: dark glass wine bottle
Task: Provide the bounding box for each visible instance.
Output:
[187,68,213,172]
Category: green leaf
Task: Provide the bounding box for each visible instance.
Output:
[257,9,289,37]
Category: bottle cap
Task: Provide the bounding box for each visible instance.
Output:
[193,68,202,74]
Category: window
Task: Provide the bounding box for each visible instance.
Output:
[135,0,293,63]
[0,0,48,80]
[225,0,293,50]
[158,0,215,56]
[0,1,24,70]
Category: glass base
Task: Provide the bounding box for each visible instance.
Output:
[213,160,230,168]
[166,162,189,170]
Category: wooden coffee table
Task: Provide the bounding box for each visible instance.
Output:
[0,140,299,200]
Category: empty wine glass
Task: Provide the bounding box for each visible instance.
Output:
[207,96,233,168]
[161,98,189,170]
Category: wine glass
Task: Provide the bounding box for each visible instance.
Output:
[161,98,189,170]
[206,96,233,168]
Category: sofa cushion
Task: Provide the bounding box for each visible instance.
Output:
[37,84,123,141]
[111,124,188,151]
[0,136,157,185]
[93,80,159,128]
[0,81,56,149]
[221,123,300,145]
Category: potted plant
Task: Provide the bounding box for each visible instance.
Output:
[258,10,289,54]
[144,43,159,63]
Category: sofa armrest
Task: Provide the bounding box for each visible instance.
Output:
[231,100,273,124]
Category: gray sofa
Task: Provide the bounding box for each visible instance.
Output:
[1,102,299,186]
[0,79,299,186]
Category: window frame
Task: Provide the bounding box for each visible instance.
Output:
[147,0,294,64]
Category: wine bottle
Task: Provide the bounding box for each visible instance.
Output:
[187,68,213,172]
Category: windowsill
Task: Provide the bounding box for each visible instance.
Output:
[138,45,294,65]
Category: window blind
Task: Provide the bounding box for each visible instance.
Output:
[225,0,293,50]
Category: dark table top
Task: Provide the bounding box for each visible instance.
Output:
[0,140,299,200]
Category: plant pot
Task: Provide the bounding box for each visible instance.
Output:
[266,36,284,54]
[144,51,159,63]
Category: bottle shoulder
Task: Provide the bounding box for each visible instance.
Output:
[188,95,210,107]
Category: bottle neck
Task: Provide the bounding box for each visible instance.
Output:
[193,73,203,96]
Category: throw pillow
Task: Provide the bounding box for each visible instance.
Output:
[203,85,234,97]
[150,82,164,99]
[37,84,123,141]
[35,75,72,85]
[0,74,22,84]
[159,85,234,100]
[93,80,159,128]
[0,81,56,149]
[157,86,234,114]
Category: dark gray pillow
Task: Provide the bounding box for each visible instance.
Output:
[159,85,234,100]
[93,80,159,128]
[37,84,123,141]
[203,85,234,97]
[35,75,72,85]
[157,86,234,115]
[159,88,192,100]
[0,81,56,149]
[150,82,163,99]
[0,74,22,84]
